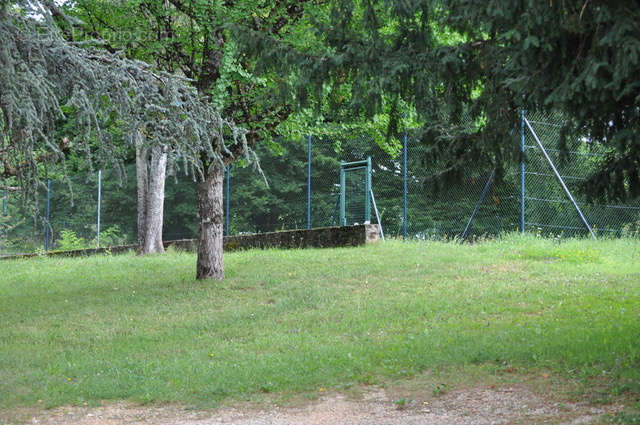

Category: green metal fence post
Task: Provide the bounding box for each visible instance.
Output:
[307,135,311,230]
[225,164,230,236]
[339,163,346,226]
[520,109,525,233]
[403,132,408,239]
[97,170,102,247]
[364,156,371,223]
[1,186,6,239]
[45,179,51,251]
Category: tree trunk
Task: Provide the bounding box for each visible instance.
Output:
[135,138,148,248]
[196,160,225,280]
[135,133,167,254]
[142,144,167,253]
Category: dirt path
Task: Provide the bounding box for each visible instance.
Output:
[7,384,619,425]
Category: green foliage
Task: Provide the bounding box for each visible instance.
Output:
[91,225,128,248]
[56,224,130,251]
[65,0,312,151]
[392,398,413,409]
[42,224,125,251]
[284,0,640,200]
[432,383,449,397]
[56,229,86,251]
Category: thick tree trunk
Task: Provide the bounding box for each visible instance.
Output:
[135,140,148,248]
[196,161,225,280]
[135,133,167,254]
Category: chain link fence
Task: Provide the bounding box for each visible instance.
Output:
[226,134,521,240]
[523,111,640,237]
[2,111,639,255]
[1,171,132,255]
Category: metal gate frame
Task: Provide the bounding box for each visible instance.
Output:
[339,157,372,226]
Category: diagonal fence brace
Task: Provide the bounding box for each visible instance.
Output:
[524,118,597,240]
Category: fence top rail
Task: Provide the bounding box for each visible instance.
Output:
[340,158,371,169]
[526,119,564,128]
[524,197,640,210]
[524,171,586,180]
[524,145,607,157]
[526,222,627,233]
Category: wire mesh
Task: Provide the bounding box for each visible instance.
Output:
[343,166,368,225]
[227,141,308,234]
[2,110,640,255]
[524,111,640,237]
[0,185,46,255]
[403,134,521,240]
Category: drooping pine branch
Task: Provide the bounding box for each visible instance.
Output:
[0,0,252,203]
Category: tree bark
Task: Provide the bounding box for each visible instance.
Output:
[136,133,168,254]
[196,160,225,280]
[142,144,167,253]
[135,139,148,248]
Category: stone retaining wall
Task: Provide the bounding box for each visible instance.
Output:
[166,224,380,251]
[1,224,380,260]
[225,223,380,251]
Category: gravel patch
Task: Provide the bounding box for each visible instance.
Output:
[10,385,620,425]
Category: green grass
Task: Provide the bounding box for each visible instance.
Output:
[1,234,639,410]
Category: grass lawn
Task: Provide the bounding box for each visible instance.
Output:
[1,234,639,412]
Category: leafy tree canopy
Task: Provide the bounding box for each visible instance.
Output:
[61,0,310,150]
[252,0,639,200]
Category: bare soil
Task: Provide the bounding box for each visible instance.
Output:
[3,383,621,425]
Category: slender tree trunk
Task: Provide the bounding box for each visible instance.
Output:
[142,144,167,253]
[135,133,168,254]
[196,160,225,280]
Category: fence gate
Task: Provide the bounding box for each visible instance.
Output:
[340,157,371,226]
